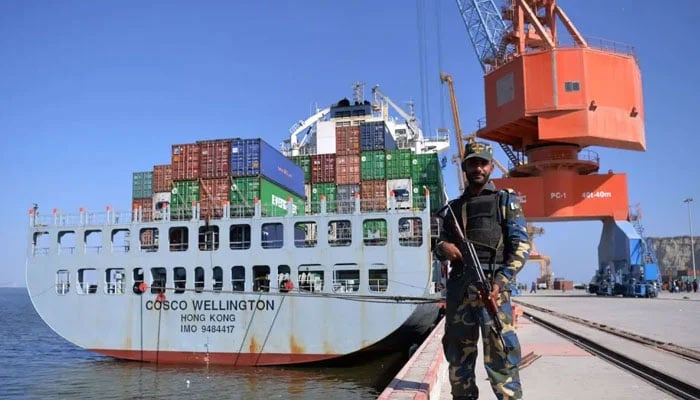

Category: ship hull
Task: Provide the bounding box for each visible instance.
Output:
[26,205,442,366]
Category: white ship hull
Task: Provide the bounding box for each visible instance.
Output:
[26,200,442,366]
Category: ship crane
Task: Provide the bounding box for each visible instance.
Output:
[453,0,650,292]
[371,85,450,154]
[371,85,421,144]
[282,106,330,156]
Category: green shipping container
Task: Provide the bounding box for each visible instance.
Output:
[310,182,337,213]
[230,176,304,216]
[385,149,413,179]
[413,182,445,213]
[171,180,200,217]
[290,155,312,183]
[411,153,441,184]
[132,171,153,199]
[363,219,387,242]
[361,151,386,181]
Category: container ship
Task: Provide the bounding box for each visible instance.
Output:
[26,87,451,366]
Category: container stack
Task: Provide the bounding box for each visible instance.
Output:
[359,121,396,212]
[170,143,201,220]
[134,138,305,221]
[132,171,154,221]
[287,118,445,214]
[411,152,444,212]
[152,164,172,220]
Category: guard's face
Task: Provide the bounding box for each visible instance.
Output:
[464,158,493,187]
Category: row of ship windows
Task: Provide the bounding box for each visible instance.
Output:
[54,265,389,295]
[32,218,423,255]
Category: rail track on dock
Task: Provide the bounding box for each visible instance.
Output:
[516,302,700,400]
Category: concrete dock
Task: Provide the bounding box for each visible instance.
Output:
[379,290,700,400]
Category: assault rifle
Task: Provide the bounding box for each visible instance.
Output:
[438,203,509,352]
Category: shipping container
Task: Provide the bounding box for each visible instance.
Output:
[413,182,445,213]
[152,192,171,220]
[337,184,360,213]
[361,180,387,212]
[310,153,336,184]
[310,183,337,213]
[360,121,396,151]
[153,164,173,193]
[198,139,231,179]
[290,155,312,183]
[385,149,413,179]
[171,180,200,220]
[316,120,336,154]
[363,219,388,244]
[411,153,441,184]
[171,143,200,180]
[553,280,574,291]
[132,197,153,222]
[336,126,361,156]
[132,171,153,199]
[200,177,231,219]
[335,155,361,185]
[230,176,304,217]
[387,178,413,209]
[360,151,386,181]
[230,138,305,197]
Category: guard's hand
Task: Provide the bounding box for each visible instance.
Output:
[439,242,462,262]
[489,282,501,302]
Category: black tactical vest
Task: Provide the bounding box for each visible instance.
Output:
[463,192,504,266]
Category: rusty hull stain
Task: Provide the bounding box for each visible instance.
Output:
[249,336,260,354]
[289,335,304,354]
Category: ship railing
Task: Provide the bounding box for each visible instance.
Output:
[332,278,360,293]
[28,193,434,227]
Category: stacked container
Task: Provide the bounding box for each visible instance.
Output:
[411,152,445,212]
[229,138,305,216]
[152,164,172,220]
[132,171,154,221]
[198,139,232,218]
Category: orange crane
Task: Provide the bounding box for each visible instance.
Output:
[454,1,648,292]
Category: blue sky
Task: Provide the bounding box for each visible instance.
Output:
[2,1,698,287]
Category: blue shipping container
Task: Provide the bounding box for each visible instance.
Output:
[230,138,305,197]
[360,121,397,151]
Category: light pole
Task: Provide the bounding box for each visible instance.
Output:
[683,198,696,282]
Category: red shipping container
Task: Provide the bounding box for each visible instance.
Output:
[198,139,231,179]
[335,155,360,185]
[310,154,336,184]
[200,177,230,219]
[171,143,200,180]
[336,126,361,156]
[153,164,173,192]
[361,180,387,212]
[132,198,153,222]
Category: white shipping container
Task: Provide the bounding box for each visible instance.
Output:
[153,192,171,220]
[387,178,412,209]
[316,120,336,155]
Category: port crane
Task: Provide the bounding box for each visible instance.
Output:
[454,0,653,294]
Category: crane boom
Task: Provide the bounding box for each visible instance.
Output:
[455,0,510,71]
[371,85,422,142]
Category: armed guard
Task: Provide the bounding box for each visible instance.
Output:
[435,141,530,400]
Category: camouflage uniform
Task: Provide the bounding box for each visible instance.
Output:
[436,144,530,400]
